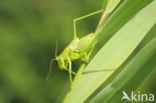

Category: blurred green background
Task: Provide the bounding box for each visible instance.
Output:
[0,0,156,103]
[0,0,103,103]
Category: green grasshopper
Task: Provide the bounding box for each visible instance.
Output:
[47,0,122,83]
[47,9,109,84]
[46,0,123,83]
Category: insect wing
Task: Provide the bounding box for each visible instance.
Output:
[77,33,95,51]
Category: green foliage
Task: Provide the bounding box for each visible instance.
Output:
[64,0,156,103]
[0,0,155,103]
[91,36,156,103]
[99,0,153,42]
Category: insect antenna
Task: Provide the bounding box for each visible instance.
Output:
[46,40,58,80]
[55,39,58,57]
[47,58,56,80]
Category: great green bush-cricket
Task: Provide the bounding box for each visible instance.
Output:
[47,9,109,84]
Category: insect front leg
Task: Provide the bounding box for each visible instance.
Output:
[69,50,89,62]
[73,9,104,39]
[79,52,90,63]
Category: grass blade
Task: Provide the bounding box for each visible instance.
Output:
[98,0,153,42]
[91,37,156,103]
[63,1,156,102]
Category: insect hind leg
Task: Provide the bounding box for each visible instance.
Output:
[73,9,104,39]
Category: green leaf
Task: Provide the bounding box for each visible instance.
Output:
[98,0,153,42]
[87,24,156,103]
[97,0,122,30]
[91,37,156,103]
[105,0,122,13]
[63,1,156,103]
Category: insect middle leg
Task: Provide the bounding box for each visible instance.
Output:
[73,9,104,39]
